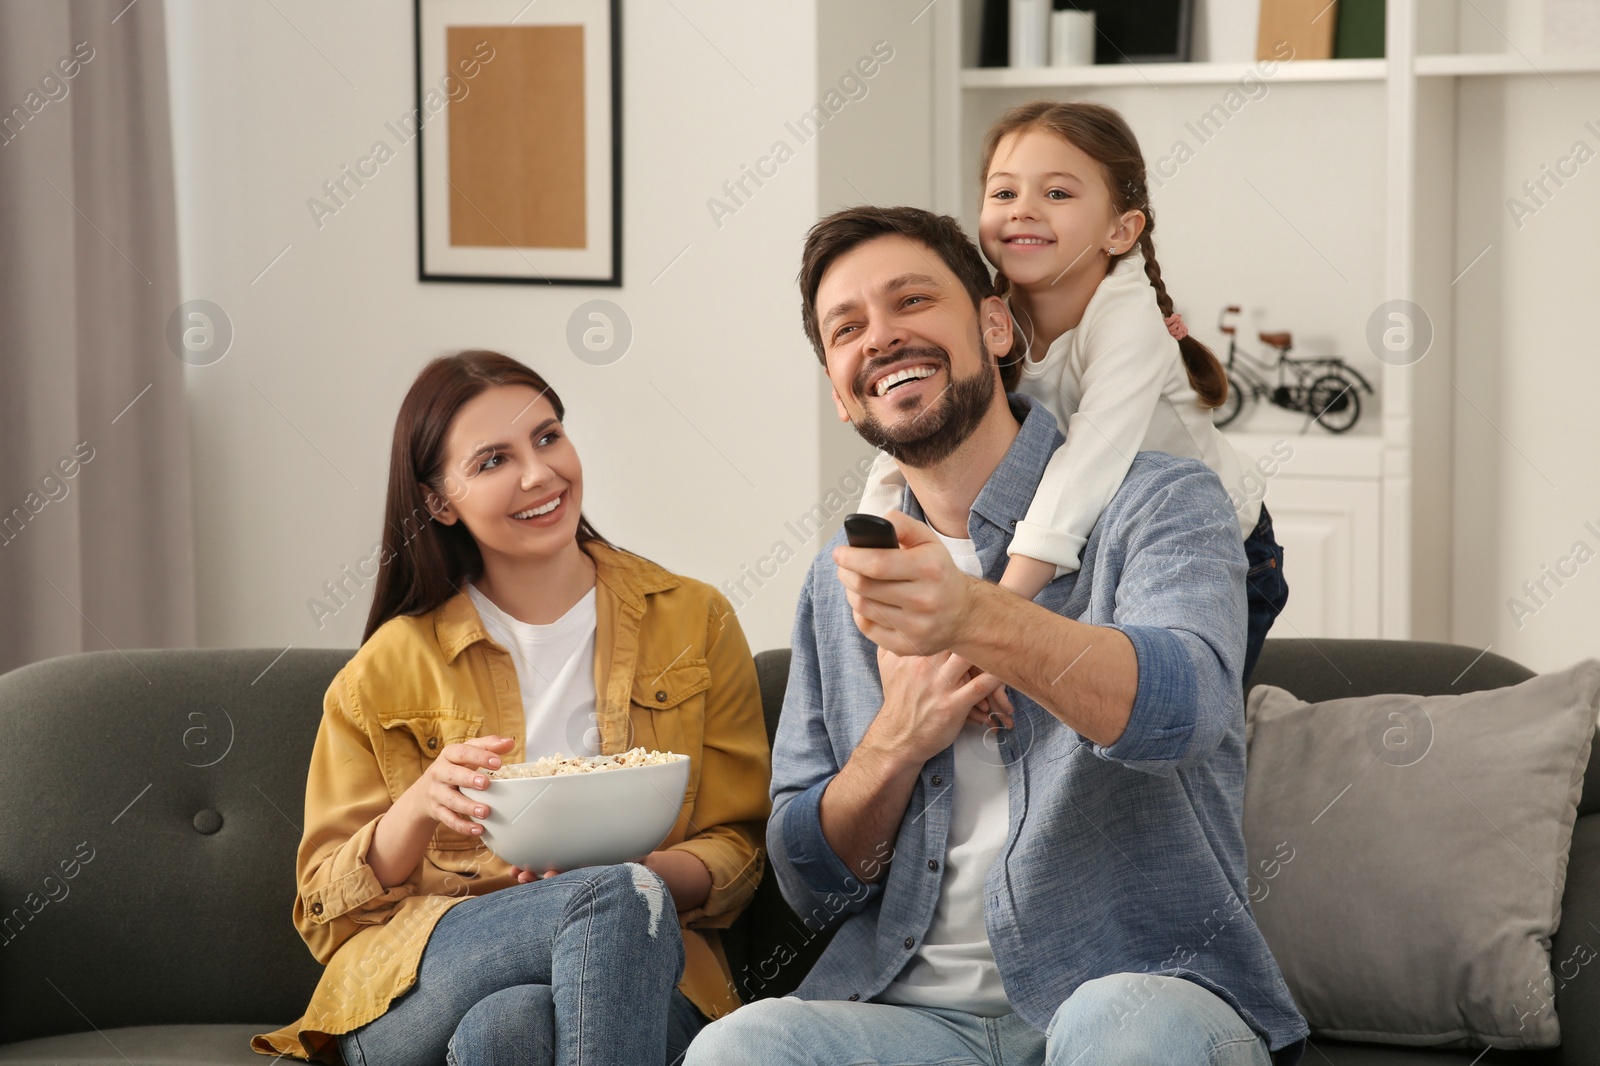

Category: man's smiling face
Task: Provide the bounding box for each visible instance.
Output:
[815,234,1008,468]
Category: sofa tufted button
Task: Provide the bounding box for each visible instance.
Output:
[310,901,324,916]
[655,690,668,703]
[193,809,223,835]
[427,736,438,749]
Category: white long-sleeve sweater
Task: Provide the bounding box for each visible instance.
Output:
[859,247,1261,576]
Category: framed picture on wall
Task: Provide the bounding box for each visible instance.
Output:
[415,0,622,286]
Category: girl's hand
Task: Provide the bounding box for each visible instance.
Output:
[403,734,516,836]
[940,652,1013,730]
[508,865,559,884]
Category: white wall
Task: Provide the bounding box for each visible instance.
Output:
[811,0,941,545]
[166,1,822,655]
[1450,74,1600,673]
[163,1,1600,672]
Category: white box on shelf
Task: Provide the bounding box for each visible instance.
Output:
[1009,0,1050,67]
[1050,10,1096,66]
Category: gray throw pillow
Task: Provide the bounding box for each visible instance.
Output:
[1242,659,1600,1049]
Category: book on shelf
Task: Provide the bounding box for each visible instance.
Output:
[1334,0,1384,59]
[1257,0,1339,61]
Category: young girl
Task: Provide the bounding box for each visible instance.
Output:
[252,351,771,1066]
[861,100,1288,688]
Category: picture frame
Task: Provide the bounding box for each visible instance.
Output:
[415,0,622,286]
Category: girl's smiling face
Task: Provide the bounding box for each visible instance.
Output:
[979,127,1141,291]
[425,384,584,565]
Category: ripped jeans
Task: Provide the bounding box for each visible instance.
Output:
[339,864,694,1066]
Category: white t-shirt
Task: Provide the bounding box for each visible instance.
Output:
[466,583,599,758]
[858,245,1261,578]
[877,531,1012,1016]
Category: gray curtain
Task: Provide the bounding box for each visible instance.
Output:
[0,0,195,674]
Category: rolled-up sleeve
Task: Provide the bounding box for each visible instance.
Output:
[766,566,881,925]
[671,592,772,929]
[1090,465,1247,776]
[294,670,417,964]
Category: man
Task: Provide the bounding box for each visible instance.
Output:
[687,207,1307,1065]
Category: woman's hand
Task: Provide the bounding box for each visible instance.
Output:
[370,734,514,889]
[400,734,516,836]
[642,849,712,912]
[506,852,710,911]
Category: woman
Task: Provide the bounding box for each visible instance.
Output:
[252,350,771,1065]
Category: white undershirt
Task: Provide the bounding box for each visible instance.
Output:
[466,583,599,758]
[878,530,1012,1016]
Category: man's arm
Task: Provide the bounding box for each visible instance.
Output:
[834,464,1247,774]
[769,563,995,923]
[818,724,920,884]
[820,648,994,882]
[953,589,1137,747]
[832,515,1138,745]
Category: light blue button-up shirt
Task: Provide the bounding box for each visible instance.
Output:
[769,395,1308,1064]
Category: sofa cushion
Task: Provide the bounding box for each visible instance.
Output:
[1243,659,1600,1049]
[0,649,344,1046]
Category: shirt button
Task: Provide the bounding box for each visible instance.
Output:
[310,901,324,916]
[904,936,915,949]
[848,993,860,1001]
[930,775,943,787]
[655,690,668,703]
[427,737,438,750]
[928,859,939,871]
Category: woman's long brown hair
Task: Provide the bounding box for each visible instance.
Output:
[361,350,608,644]
[981,100,1229,409]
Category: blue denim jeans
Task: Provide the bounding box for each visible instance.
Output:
[338,864,690,1066]
[1242,503,1289,690]
[685,973,1273,1065]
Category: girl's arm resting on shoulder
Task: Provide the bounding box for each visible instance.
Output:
[997,553,1059,602]
[664,593,773,928]
[1012,304,1174,579]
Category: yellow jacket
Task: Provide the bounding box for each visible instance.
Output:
[253,543,771,1061]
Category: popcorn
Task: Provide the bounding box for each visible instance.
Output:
[488,747,684,779]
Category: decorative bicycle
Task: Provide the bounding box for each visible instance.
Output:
[1212,305,1374,434]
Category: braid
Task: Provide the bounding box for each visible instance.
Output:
[1136,216,1174,320]
[1134,207,1228,409]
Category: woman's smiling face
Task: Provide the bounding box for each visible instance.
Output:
[979,127,1124,290]
[426,384,584,563]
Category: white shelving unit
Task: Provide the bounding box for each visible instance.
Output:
[926,0,1600,641]
[960,57,1387,88]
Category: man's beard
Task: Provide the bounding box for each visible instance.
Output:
[851,343,997,469]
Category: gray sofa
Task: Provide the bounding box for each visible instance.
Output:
[0,640,1593,1064]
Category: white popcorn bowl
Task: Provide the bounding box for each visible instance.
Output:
[461,754,690,872]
